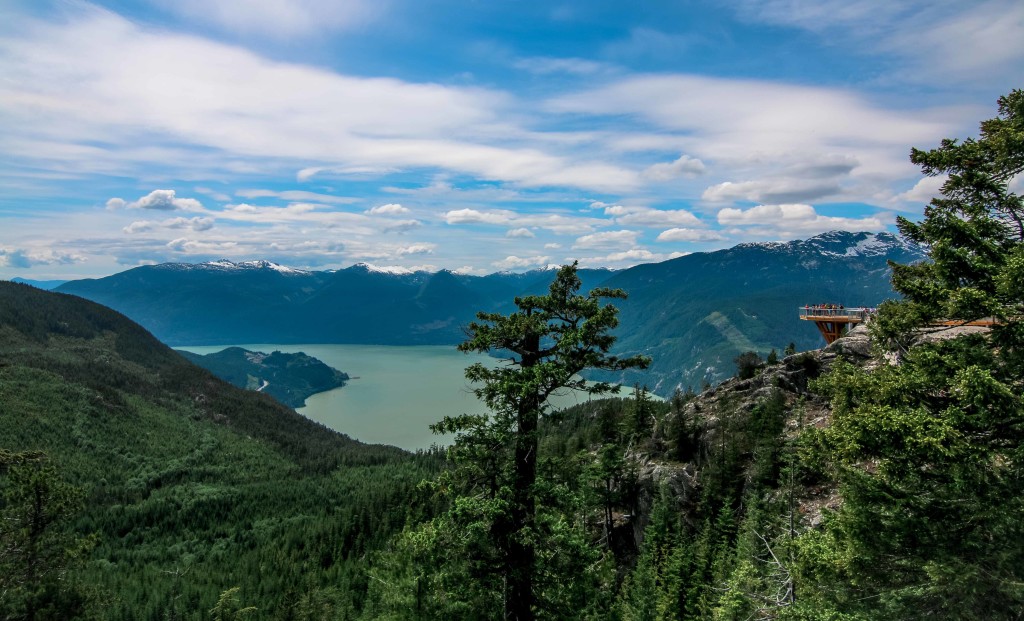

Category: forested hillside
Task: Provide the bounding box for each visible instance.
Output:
[0,282,442,620]
[598,231,920,393]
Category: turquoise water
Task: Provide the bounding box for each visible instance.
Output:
[177,343,629,451]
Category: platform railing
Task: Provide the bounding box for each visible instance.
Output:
[798,306,870,320]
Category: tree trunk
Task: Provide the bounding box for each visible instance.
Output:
[505,334,539,621]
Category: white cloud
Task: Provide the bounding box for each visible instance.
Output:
[123,216,214,234]
[0,247,83,268]
[573,247,686,268]
[643,154,706,180]
[572,230,639,250]
[298,165,400,181]
[549,75,947,151]
[897,175,946,204]
[395,243,435,256]
[367,203,410,215]
[729,0,1024,85]
[0,7,640,193]
[444,208,602,235]
[166,238,238,253]
[382,219,422,232]
[547,74,952,188]
[506,228,535,238]
[166,216,215,231]
[445,208,514,225]
[656,228,726,242]
[122,221,154,234]
[599,204,703,227]
[109,189,204,212]
[1010,173,1024,194]
[218,202,372,230]
[544,243,562,249]
[702,179,841,204]
[493,255,550,270]
[718,203,885,235]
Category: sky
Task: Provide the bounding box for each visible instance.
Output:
[1,0,1022,279]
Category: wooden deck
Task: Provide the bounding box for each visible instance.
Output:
[798,307,868,344]
[800,307,1000,345]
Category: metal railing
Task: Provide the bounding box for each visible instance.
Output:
[798,306,870,320]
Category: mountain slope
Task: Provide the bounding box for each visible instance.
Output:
[597,231,922,393]
[0,282,438,619]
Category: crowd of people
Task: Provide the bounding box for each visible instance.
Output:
[802,304,878,317]
[805,303,846,315]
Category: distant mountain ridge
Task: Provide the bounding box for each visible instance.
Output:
[56,231,923,395]
[9,277,69,290]
[596,231,921,392]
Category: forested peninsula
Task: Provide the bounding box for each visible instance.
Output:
[1,90,1021,620]
[179,347,350,408]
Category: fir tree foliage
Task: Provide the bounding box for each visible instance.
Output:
[791,89,1024,620]
[429,262,649,620]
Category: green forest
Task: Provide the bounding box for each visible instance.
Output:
[2,91,1022,620]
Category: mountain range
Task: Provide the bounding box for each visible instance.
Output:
[54,231,923,395]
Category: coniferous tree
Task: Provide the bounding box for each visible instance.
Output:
[439,262,649,620]
[792,89,1024,620]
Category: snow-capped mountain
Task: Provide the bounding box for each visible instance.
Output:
[156,259,311,275]
[737,231,915,258]
[56,231,922,394]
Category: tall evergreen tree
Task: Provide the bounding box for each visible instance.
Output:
[446,262,649,620]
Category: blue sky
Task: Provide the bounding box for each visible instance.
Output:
[1,0,1021,278]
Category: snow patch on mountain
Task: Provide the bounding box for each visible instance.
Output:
[356,262,417,275]
[167,259,312,274]
[736,231,914,259]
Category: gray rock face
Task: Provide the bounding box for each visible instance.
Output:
[628,319,993,553]
[912,324,991,345]
[822,323,872,360]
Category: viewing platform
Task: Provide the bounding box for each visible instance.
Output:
[799,306,870,344]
